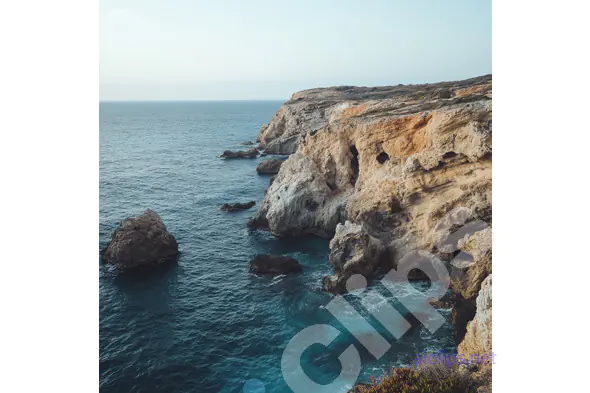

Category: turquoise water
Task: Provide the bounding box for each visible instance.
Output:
[99,101,456,393]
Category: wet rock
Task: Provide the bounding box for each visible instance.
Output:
[323,221,385,293]
[100,210,179,269]
[249,254,302,275]
[220,201,256,212]
[241,141,255,145]
[220,148,259,159]
[256,158,285,174]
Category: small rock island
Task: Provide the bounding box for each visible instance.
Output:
[100,209,179,269]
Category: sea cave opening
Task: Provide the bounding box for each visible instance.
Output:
[350,145,359,185]
[376,151,390,164]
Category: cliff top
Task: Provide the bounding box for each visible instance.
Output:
[288,74,492,103]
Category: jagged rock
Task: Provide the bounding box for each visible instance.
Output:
[256,75,491,155]
[251,75,492,246]
[428,294,455,309]
[249,254,302,275]
[251,75,493,352]
[220,201,256,212]
[100,210,179,269]
[458,275,492,358]
[450,295,478,345]
[269,175,277,185]
[249,152,350,238]
[256,158,285,174]
[220,148,259,159]
[323,221,385,293]
[450,228,492,299]
[241,141,255,145]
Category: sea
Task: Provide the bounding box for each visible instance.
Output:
[99,101,456,393]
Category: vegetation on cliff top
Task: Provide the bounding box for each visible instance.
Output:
[351,364,491,393]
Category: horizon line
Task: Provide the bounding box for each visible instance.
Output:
[100,99,289,103]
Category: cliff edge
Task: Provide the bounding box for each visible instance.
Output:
[251,74,492,356]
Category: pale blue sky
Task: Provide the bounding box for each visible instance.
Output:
[100,0,491,101]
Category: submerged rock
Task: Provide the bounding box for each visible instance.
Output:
[241,141,255,146]
[249,254,302,275]
[323,221,385,293]
[220,201,256,212]
[100,210,179,269]
[220,148,259,159]
[256,158,285,174]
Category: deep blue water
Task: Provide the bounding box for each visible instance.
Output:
[99,101,456,393]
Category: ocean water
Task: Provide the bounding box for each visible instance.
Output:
[99,101,456,393]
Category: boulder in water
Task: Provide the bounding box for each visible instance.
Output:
[220,201,256,212]
[256,158,285,174]
[220,148,259,159]
[249,254,302,275]
[100,210,179,269]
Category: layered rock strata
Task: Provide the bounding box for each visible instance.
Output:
[251,75,492,352]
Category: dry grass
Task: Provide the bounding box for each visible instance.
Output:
[351,363,483,393]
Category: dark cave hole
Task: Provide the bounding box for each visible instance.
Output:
[376,151,390,164]
[350,145,359,185]
[442,151,458,159]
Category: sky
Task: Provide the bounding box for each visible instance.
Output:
[100,0,491,101]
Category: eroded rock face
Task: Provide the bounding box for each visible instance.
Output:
[249,254,302,275]
[249,151,351,237]
[323,221,385,293]
[256,75,491,156]
[252,75,492,247]
[458,275,492,358]
[252,75,492,354]
[256,158,285,174]
[100,210,179,269]
[220,201,256,212]
[220,148,259,159]
[450,228,493,300]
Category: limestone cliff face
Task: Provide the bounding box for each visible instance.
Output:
[251,75,492,351]
[458,274,492,357]
[257,75,491,155]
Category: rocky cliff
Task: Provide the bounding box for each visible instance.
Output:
[251,75,492,353]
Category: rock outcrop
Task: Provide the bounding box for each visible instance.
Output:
[220,148,259,159]
[220,201,256,212]
[323,221,385,293]
[249,254,302,275]
[256,75,491,155]
[251,75,492,356]
[100,210,179,269]
[458,274,492,358]
[256,158,285,174]
[251,74,491,245]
